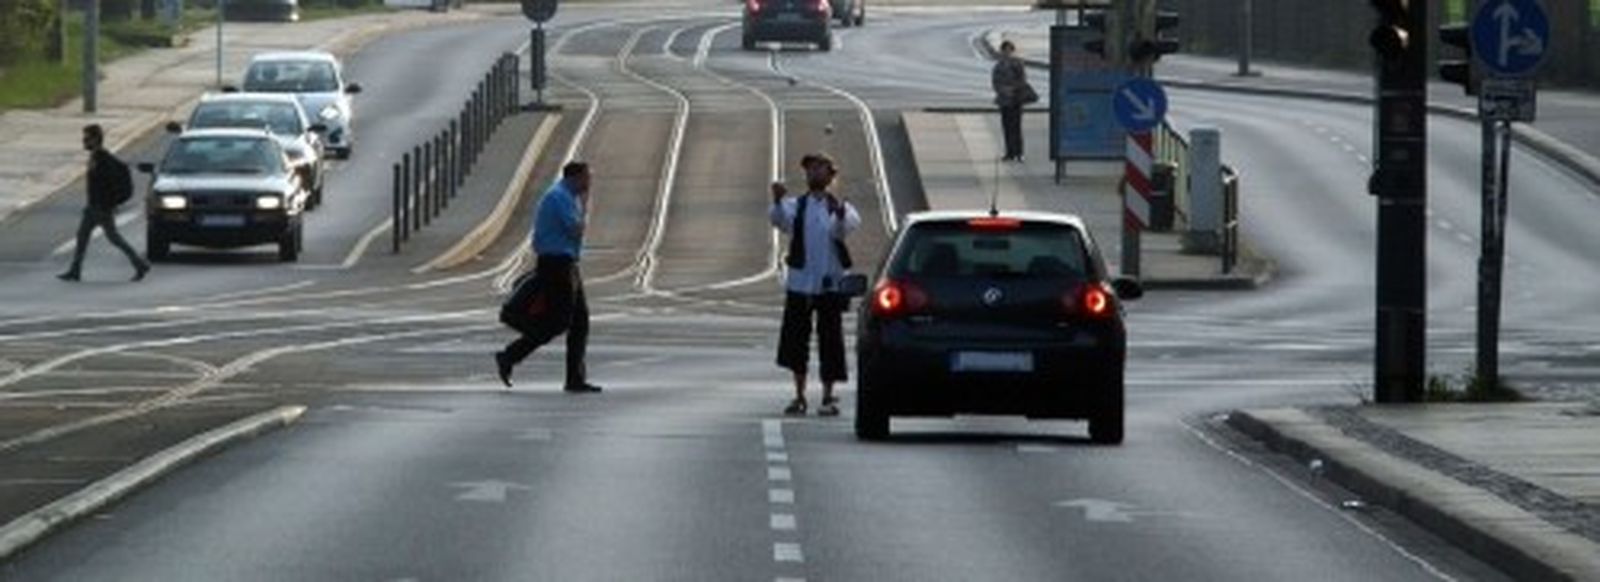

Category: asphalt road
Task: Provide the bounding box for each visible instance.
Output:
[3,2,1597,579]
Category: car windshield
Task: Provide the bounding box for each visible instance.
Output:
[892,220,1090,279]
[161,137,284,175]
[190,101,304,136]
[242,60,340,93]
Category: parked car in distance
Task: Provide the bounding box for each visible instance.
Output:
[172,92,328,209]
[240,52,361,159]
[854,211,1143,443]
[138,129,309,262]
[224,0,298,22]
[743,0,832,51]
[829,0,863,27]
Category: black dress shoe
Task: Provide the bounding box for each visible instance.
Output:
[132,263,150,282]
[57,272,80,282]
[493,352,513,388]
[563,382,602,393]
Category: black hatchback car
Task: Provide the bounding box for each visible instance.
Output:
[742,0,832,51]
[854,211,1143,443]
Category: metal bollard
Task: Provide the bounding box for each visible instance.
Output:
[402,152,414,238]
[449,120,460,194]
[412,145,423,232]
[422,141,434,226]
[435,133,446,213]
[392,163,402,252]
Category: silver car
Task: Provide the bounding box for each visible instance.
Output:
[139,129,309,262]
[174,92,329,209]
[241,51,362,159]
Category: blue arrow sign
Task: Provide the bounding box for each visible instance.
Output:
[1113,77,1167,133]
[1471,0,1549,77]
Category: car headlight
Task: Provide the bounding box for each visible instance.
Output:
[256,195,284,210]
[319,105,340,121]
[286,147,309,161]
[158,195,188,210]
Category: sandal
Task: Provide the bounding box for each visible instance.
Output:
[783,398,808,416]
[817,395,840,417]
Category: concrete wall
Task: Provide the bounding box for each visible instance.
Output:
[1168,0,1599,90]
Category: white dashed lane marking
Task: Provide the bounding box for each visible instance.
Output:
[763,419,806,578]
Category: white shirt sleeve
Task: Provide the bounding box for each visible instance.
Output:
[832,201,861,240]
[770,197,796,232]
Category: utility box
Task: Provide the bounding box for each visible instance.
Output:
[1184,126,1222,253]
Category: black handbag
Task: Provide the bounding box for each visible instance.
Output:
[499,271,550,335]
[1018,82,1039,105]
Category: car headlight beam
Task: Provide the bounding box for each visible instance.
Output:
[319,105,340,121]
[256,195,284,210]
[159,195,188,210]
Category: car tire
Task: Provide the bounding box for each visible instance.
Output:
[818,33,832,52]
[743,34,756,51]
[855,12,864,26]
[146,230,170,263]
[278,225,302,263]
[1088,368,1125,445]
[838,13,851,27]
[310,184,323,210]
[854,356,890,440]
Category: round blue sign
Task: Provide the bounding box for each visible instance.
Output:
[1113,77,1167,132]
[1471,0,1550,77]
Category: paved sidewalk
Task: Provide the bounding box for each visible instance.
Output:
[903,110,1270,289]
[0,6,500,227]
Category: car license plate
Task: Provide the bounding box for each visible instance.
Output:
[198,214,245,228]
[951,351,1034,373]
[775,12,803,21]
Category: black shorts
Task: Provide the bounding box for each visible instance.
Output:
[776,291,849,383]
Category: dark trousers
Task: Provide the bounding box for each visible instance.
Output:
[999,104,1024,159]
[777,291,847,383]
[502,256,588,387]
[67,207,145,274]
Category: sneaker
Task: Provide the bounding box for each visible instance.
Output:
[132,263,150,282]
[782,398,807,416]
[493,352,513,388]
[57,272,80,282]
[564,382,603,393]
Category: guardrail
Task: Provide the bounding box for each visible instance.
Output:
[1221,163,1240,274]
[1153,120,1191,229]
[392,51,522,253]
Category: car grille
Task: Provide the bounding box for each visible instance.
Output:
[186,191,260,211]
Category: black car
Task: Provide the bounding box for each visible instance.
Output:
[743,0,832,51]
[854,211,1143,443]
[138,129,309,262]
[829,0,863,27]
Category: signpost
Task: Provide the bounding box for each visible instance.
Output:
[1049,25,1126,167]
[1112,77,1166,278]
[521,0,557,109]
[1469,0,1548,389]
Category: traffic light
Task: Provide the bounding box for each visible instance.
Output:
[1129,11,1180,63]
[1369,0,1413,60]
[1082,10,1110,58]
[1438,22,1479,96]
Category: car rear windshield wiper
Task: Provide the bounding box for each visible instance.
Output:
[218,167,266,174]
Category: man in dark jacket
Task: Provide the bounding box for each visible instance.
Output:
[991,40,1033,162]
[59,124,149,282]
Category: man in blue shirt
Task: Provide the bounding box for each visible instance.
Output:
[495,162,602,393]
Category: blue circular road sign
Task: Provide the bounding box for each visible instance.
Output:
[1471,0,1550,77]
[1113,77,1167,133]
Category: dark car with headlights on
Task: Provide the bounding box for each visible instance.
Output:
[173,92,327,209]
[139,129,308,262]
[854,211,1143,443]
[743,0,832,51]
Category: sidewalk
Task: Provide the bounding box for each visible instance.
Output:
[969,27,1600,581]
[987,28,1600,192]
[0,6,499,227]
[902,110,1271,290]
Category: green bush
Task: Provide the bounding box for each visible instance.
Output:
[0,0,57,65]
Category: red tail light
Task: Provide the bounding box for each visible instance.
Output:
[747,0,764,12]
[813,0,829,11]
[1063,282,1115,319]
[872,279,928,318]
[967,217,1022,231]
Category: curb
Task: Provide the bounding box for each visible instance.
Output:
[1226,409,1595,581]
[0,405,308,562]
[413,112,562,274]
[980,30,1600,192]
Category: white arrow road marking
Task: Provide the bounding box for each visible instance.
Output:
[1053,498,1198,523]
[1121,88,1158,120]
[452,480,532,503]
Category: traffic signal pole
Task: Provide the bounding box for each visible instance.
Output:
[1370,0,1428,403]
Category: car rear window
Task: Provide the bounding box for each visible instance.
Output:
[890,220,1091,278]
[192,102,303,136]
[243,60,339,93]
[162,137,284,175]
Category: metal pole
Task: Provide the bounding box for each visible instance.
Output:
[422,141,433,225]
[401,153,413,240]
[392,163,402,252]
[83,0,99,113]
[1476,120,1511,388]
[435,133,447,212]
[1372,5,1429,404]
[410,147,422,232]
[215,0,224,88]
[1237,0,1257,77]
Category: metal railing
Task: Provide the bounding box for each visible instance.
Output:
[392,52,522,253]
[1153,121,1190,228]
[1221,163,1240,274]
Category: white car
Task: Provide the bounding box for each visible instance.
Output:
[138,129,310,262]
[174,92,329,209]
[241,51,362,159]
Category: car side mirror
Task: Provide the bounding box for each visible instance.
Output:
[308,123,329,134]
[136,162,155,174]
[164,121,182,134]
[836,273,869,297]
[344,83,362,94]
[221,85,239,93]
[1112,277,1144,301]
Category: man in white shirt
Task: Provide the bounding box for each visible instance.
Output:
[769,153,862,416]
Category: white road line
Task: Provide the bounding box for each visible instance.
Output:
[766,451,789,462]
[773,543,805,563]
[49,209,141,257]
[768,53,898,233]
[768,466,792,482]
[614,25,692,293]
[769,488,795,504]
[770,513,797,531]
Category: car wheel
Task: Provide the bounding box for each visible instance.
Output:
[310,184,324,210]
[838,13,851,27]
[743,34,756,51]
[818,33,832,52]
[146,230,170,263]
[855,12,864,26]
[1088,368,1125,445]
[854,356,889,440]
[278,225,302,263]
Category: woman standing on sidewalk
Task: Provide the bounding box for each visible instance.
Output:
[992,40,1036,162]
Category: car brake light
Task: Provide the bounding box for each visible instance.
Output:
[872,279,928,318]
[813,0,829,11]
[746,0,763,11]
[967,217,1022,231]
[1063,283,1115,319]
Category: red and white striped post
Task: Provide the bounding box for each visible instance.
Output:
[1122,130,1155,277]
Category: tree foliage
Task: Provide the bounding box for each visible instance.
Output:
[0,0,57,65]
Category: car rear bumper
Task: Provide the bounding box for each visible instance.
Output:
[744,15,829,42]
[149,212,297,248]
[859,335,1122,419]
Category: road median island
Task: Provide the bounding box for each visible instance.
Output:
[1228,408,1600,581]
[416,112,562,273]
[0,404,307,562]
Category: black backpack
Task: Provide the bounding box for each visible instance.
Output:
[108,156,134,207]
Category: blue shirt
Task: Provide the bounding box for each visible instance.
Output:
[532,178,584,260]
